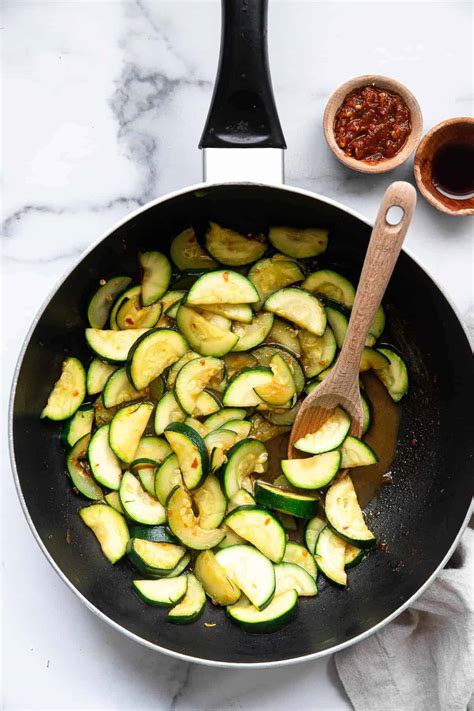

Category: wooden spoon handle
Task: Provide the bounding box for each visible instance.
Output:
[333,181,417,384]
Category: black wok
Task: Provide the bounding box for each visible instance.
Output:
[9,0,473,667]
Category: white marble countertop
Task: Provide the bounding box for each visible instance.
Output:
[2,1,472,708]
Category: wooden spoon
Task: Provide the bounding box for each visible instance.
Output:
[287,181,417,458]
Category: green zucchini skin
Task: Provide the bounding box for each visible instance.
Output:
[254,481,319,519]
[164,422,209,490]
[129,525,179,545]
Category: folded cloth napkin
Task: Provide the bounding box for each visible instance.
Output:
[335,526,474,711]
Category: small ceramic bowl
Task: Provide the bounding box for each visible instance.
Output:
[323,75,423,174]
[413,117,474,216]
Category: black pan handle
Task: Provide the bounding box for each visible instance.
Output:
[199,0,286,149]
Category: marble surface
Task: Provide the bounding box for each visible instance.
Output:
[2,1,472,708]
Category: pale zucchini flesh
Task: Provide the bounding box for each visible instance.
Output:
[154,454,183,506]
[315,526,347,586]
[85,328,149,363]
[87,276,132,329]
[139,251,172,306]
[283,541,318,579]
[133,576,187,606]
[340,436,378,468]
[264,288,327,337]
[128,329,187,390]
[186,270,259,305]
[86,359,118,396]
[325,476,375,546]
[227,590,297,632]
[374,347,409,402]
[174,356,224,415]
[109,402,153,464]
[215,544,275,610]
[274,562,318,596]
[167,574,206,623]
[223,367,273,407]
[205,222,267,267]
[170,227,218,271]
[294,406,351,455]
[80,504,129,564]
[281,450,341,489]
[103,367,147,408]
[41,358,86,421]
[119,471,166,525]
[222,439,269,499]
[88,424,122,490]
[193,474,227,530]
[254,353,296,407]
[231,312,274,352]
[301,270,355,308]
[194,550,241,605]
[248,256,304,310]
[269,226,328,258]
[224,507,286,563]
[176,305,239,356]
[167,487,225,550]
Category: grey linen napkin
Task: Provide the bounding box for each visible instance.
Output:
[335,526,474,711]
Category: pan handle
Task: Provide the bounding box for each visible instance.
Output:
[199,0,286,150]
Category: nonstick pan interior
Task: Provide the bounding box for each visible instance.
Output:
[11,183,473,665]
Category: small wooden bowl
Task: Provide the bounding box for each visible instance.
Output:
[323,75,423,174]
[413,117,474,216]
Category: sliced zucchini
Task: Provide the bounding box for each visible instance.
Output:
[374,347,409,402]
[102,367,147,408]
[176,305,239,356]
[223,367,273,407]
[361,392,372,435]
[67,434,103,500]
[131,436,172,496]
[204,408,247,431]
[155,453,183,505]
[133,576,187,607]
[268,226,328,258]
[222,439,269,499]
[139,251,171,306]
[62,404,94,447]
[281,450,341,490]
[167,574,206,624]
[231,312,274,352]
[224,507,286,563]
[204,428,238,472]
[345,543,366,568]
[325,306,348,349]
[340,436,378,468]
[254,481,318,519]
[167,486,225,550]
[167,350,200,388]
[199,309,232,332]
[193,390,222,417]
[79,504,129,563]
[115,292,162,330]
[127,537,185,576]
[301,270,355,308]
[163,552,191,578]
[127,329,187,390]
[130,459,157,496]
[129,524,178,544]
[183,417,210,438]
[88,424,122,490]
[274,562,318,597]
[41,357,86,421]
[267,318,301,356]
[194,550,241,605]
[227,488,256,512]
[170,227,218,271]
[294,406,351,455]
[360,347,390,372]
[215,544,275,610]
[254,353,296,407]
[217,525,247,549]
[164,423,209,490]
[368,305,386,344]
[109,402,153,464]
[248,256,304,310]
[120,471,166,525]
[154,391,186,435]
[252,344,305,396]
[227,590,297,633]
[283,541,318,579]
[315,526,347,586]
[193,474,227,529]
[174,356,225,415]
[264,288,326,336]
[219,419,252,439]
[85,328,149,363]
[223,352,258,378]
[93,395,120,427]
[186,270,258,306]
[276,512,297,531]
[325,476,375,547]
[104,491,126,514]
[87,276,132,329]
[262,400,301,426]
[109,285,140,330]
[298,326,337,378]
[205,222,267,266]
[304,514,326,554]
[86,359,118,396]
[198,302,253,323]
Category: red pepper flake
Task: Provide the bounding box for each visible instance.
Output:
[66,529,73,544]
[382,472,394,485]
[410,438,418,447]
[264,517,271,526]
[223,272,229,282]
[191,457,198,469]
[377,540,389,552]
[72,390,79,397]
[125,317,134,325]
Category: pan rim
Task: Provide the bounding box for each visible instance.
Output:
[8,179,473,668]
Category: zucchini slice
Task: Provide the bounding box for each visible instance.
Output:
[167,351,200,389]
[167,486,225,550]
[283,541,318,579]
[109,402,153,464]
[131,436,172,495]
[252,344,305,396]
[109,285,140,330]
[163,552,191,578]
[301,270,355,308]
[281,450,341,489]
[254,481,318,519]
[139,251,172,306]
[298,326,337,378]
[267,318,301,356]
[325,476,375,547]
[248,256,304,310]
[62,404,94,447]
[176,305,239,357]
[87,276,132,329]
[104,490,126,514]
[268,226,328,258]
[374,347,409,402]
[205,222,267,266]
[360,347,390,372]
[174,356,225,415]
[222,439,269,499]
[231,312,274,352]
[183,417,210,438]
[361,392,372,435]
[294,406,351,455]
[127,537,185,576]
[164,423,209,490]
[274,562,318,597]
[254,353,296,407]
[67,434,103,500]
[115,292,162,330]
[102,367,147,408]
[85,328,149,363]
[325,306,348,349]
[193,390,222,417]
[127,329,187,390]
[215,544,275,610]
[167,574,206,624]
[204,428,238,472]
[315,526,347,586]
[262,400,301,426]
[340,436,378,468]
[223,367,273,407]
[345,543,365,569]
[225,507,286,563]
[129,524,178,544]
[304,514,326,554]
[198,302,253,323]
[170,227,218,271]
[204,408,247,431]
[130,459,157,496]
[219,419,252,439]
[227,488,256,512]
[368,305,385,344]
[223,352,258,378]
[133,576,187,607]
[119,471,166,525]
[194,550,241,605]
[41,357,86,421]
[193,474,227,529]
[227,590,297,633]
[86,359,118,395]
[88,424,122,490]
[186,270,258,306]
[79,504,129,564]
[264,288,326,337]
[154,391,186,435]
[155,453,183,505]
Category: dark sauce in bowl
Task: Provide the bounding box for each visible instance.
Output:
[431,140,474,199]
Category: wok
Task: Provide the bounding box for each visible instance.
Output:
[9,0,473,667]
